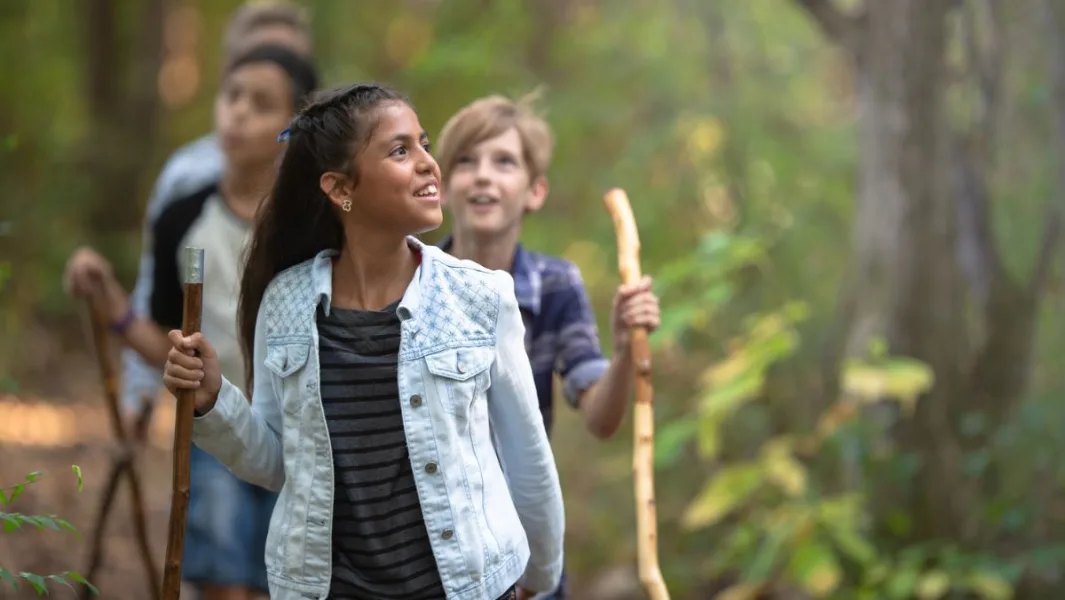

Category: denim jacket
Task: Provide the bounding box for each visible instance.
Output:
[191,237,565,600]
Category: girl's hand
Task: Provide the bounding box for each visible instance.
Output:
[162,330,222,413]
[63,246,114,298]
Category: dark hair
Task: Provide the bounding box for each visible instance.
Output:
[238,83,410,392]
[224,43,319,110]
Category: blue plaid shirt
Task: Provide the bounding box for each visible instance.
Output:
[439,237,610,434]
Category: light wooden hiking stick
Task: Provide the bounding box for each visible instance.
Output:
[80,298,159,599]
[161,247,204,600]
[603,188,671,600]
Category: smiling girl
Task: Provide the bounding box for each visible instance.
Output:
[160,83,565,600]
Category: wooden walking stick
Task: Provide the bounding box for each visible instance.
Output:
[603,188,671,600]
[161,247,204,600]
[80,299,160,599]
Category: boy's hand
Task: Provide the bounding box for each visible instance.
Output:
[162,331,222,413]
[63,246,114,298]
[610,275,661,354]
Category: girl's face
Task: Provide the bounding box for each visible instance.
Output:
[214,62,293,169]
[325,101,444,236]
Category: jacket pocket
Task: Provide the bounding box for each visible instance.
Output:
[424,345,494,416]
[264,341,311,378]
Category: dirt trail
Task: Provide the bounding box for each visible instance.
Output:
[0,347,188,600]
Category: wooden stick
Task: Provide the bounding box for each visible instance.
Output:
[602,188,671,600]
[80,300,160,599]
[161,247,204,600]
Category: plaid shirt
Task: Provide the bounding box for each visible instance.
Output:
[439,237,610,434]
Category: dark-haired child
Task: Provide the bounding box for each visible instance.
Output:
[161,83,565,600]
[65,44,319,600]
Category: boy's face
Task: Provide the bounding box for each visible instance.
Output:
[443,127,546,240]
[214,62,293,169]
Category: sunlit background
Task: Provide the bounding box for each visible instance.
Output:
[4,0,1065,598]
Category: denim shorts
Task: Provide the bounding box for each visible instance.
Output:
[182,443,278,592]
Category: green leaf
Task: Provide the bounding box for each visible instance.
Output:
[915,570,951,599]
[64,571,98,595]
[71,465,83,492]
[24,472,43,483]
[54,517,79,536]
[0,512,20,531]
[788,537,842,597]
[0,489,6,506]
[8,484,25,505]
[742,526,790,582]
[681,463,763,529]
[886,565,921,599]
[654,418,698,467]
[17,572,46,594]
[0,567,18,590]
[964,572,1012,600]
[46,574,76,593]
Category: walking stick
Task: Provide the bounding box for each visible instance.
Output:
[80,298,160,599]
[161,247,204,600]
[603,188,671,600]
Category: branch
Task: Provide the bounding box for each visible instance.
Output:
[792,0,866,57]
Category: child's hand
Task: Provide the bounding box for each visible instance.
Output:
[609,275,661,354]
[162,330,222,413]
[63,246,114,298]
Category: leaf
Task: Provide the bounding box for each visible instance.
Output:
[71,465,83,492]
[761,437,807,496]
[46,574,76,593]
[841,357,935,415]
[0,567,18,590]
[915,570,951,599]
[63,571,98,595]
[788,537,842,597]
[24,472,43,483]
[964,572,1012,600]
[654,418,698,467]
[8,484,24,505]
[743,525,790,581]
[17,572,46,595]
[0,489,6,506]
[1,512,20,532]
[54,517,79,536]
[817,495,877,565]
[681,463,763,530]
[886,565,921,599]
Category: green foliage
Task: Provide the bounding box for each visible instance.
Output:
[0,467,98,596]
[654,231,1015,598]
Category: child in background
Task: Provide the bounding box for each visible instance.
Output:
[160,83,565,600]
[64,44,319,600]
[434,93,662,599]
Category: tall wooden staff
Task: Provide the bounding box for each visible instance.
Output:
[80,299,159,599]
[603,188,670,600]
[161,247,204,600]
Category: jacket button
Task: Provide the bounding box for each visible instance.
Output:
[410,394,423,407]
[441,529,454,540]
[425,462,438,474]
[457,362,466,374]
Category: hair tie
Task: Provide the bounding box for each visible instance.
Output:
[277,127,291,143]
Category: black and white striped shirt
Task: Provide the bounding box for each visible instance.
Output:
[316,301,445,599]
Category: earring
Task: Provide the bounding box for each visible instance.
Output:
[342,199,352,212]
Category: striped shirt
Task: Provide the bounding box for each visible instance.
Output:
[316,300,446,599]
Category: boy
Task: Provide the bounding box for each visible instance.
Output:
[120,0,314,426]
[65,44,319,600]
[435,94,662,599]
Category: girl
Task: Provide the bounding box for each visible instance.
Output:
[161,83,565,600]
[64,44,319,600]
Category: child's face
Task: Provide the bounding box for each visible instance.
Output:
[338,102,443,235]
[443,128,546,241]
[214,62,293,170]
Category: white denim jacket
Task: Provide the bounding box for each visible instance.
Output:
[191,237,565,600]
